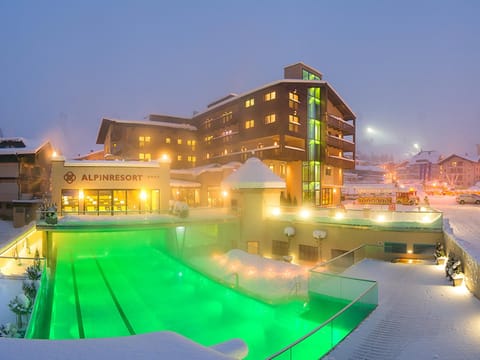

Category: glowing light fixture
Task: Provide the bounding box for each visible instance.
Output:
[376,215,386,223]
[78,190,84,200]
[334,212,344,219]
[271,207,281,216]
[140,190,147,201]
[299,208,310,219]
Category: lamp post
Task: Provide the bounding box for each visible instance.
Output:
[313,229,327,262]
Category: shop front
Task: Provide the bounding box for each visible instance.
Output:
[51,157,170,216]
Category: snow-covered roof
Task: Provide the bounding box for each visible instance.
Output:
[438,153,480,164]
[194,79,356,119]
[221,157,285,189]
[103,118,197,131]
[171,161,242,177]
[60,158,165,168]
[0,137,51,156]
[408,150,442,165]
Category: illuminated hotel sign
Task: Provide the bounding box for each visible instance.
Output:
[63,171,143,184]
[80,174,144,182]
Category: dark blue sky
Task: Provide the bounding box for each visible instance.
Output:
[1,0,479,159]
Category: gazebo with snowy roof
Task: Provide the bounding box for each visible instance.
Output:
[221,157,285,252]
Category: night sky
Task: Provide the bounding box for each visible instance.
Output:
[1,0,479,160]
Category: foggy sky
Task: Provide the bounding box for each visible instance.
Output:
[1,0,479,160]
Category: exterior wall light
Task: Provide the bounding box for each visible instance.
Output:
[299,209,310,219]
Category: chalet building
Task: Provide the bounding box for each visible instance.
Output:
[96,63,356,206]
[0,137,53,224]
[438,154,480,189]
[395,150,442,185]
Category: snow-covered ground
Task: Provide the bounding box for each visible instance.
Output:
[327,195,480,359]
[1,195,480,359]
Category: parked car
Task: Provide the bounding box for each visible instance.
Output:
[456,193,480,205]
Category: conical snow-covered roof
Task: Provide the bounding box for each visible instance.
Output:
[221,157,285,189]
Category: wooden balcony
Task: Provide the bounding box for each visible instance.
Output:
[325,154,355,169]
[326,135,355,152]
[327,114,355,135]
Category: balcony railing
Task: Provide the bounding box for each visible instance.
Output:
[327,114,355,135]
[326,154,355,169]
[326,135,355,152]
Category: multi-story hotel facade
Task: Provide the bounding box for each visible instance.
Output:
[96,63,356,206]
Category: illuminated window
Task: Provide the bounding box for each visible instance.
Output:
[139,136,151,148]
[245,98,255,108]
[265,113,276,124]
[177,155,183,161]
[264,91,276,101]
[245,119,255,129]
[268,164,274,172]
[165,137,171,144]
[204,135,213,144]
[204,118,212,129]
[139,153,151,161]
[289,91,299,110]
[187,139,196,150]
[289,114,300,124]
[289,123,299,132]
[326,167,332,176]
[222,111,232,124]
[177,138,182,145]
[188,155,196,163]
[206,153,210,159]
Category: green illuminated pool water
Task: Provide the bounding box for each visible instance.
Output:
[27,229,370,359]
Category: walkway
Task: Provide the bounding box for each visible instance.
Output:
[327,196,480,359]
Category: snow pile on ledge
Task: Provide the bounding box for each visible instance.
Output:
[192,249,310,302]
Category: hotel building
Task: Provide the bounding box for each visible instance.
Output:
[96,63,356,206]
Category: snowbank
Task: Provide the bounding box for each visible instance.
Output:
[190,249,310,303]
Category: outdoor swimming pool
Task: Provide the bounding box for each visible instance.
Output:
[26,228,375,359]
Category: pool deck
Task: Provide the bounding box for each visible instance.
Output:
[325,259,480,360]
[2,197,480,359]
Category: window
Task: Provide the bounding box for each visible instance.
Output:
[165,137,171,144]
[289,91,299,110]
[139,153,151,161]
[384,242,407,254]
[299,245,319,262]
[222,111,232,124]
[268,164,274,172]
[245,98,255,108]
[139,136,150,148]
[204,118,212,129]
[280,164,286,177]
[204,135,213,144]
[326,167,332,176]
[188,155,196,163]
[289,114,300,124]
[177,138,182,145]
[272,240,289,257]
[289,123,299,132]
[247,241,259,255]
[245,119,255,129]
[264,91,276,101]
[177,155,182,161]
[265,113,276,124]
[187,140,196,150]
